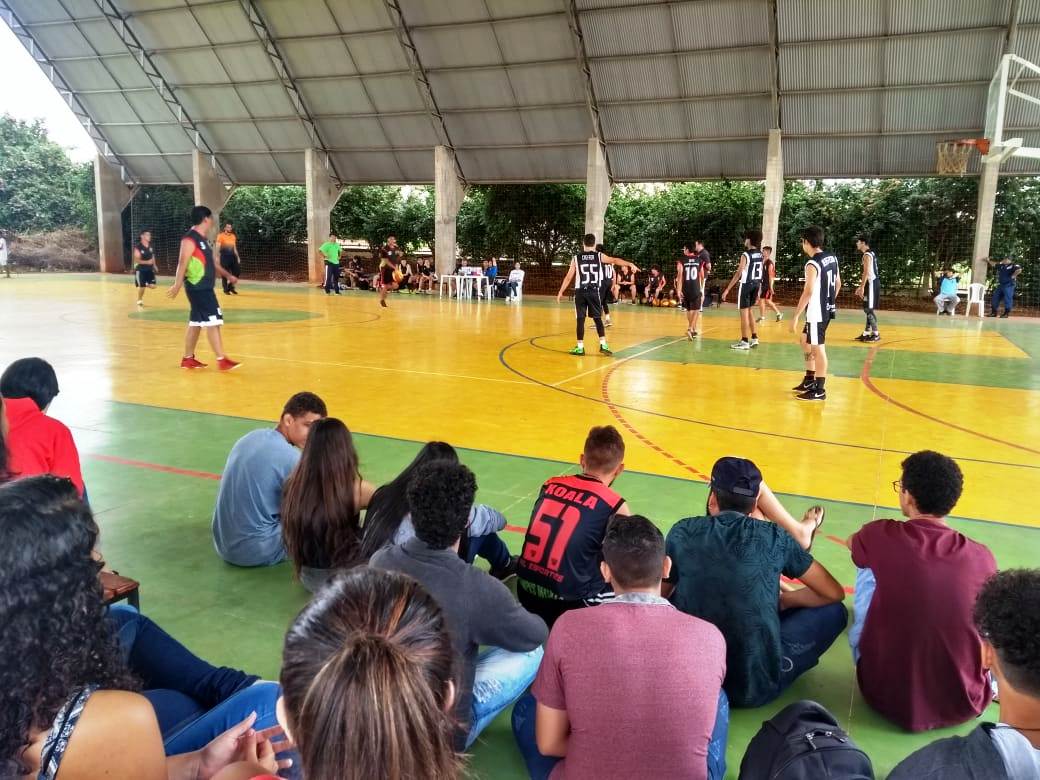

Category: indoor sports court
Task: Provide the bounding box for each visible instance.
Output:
[3,0,1040,777]
[2,274,1038,776]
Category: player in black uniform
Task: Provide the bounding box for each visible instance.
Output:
[377,235,402,308]
[676,242,705,339]
[516,425,632,628]
[791,225,841,401]
[557,234,636,356]
[594,244,617,327]
[133,229,157,308]
[853,236,880,342]
[722,229,764,350]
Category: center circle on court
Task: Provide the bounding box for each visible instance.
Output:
[129,308,322,324]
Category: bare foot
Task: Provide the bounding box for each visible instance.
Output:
[802,505,825,548]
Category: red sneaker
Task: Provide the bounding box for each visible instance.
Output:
[180,356,207,369]
[217,358,241,372]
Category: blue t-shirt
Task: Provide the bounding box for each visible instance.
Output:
[939,277,959,296]
[665,511,813,707]
[997,262,1022,286]
[212,428,300,566]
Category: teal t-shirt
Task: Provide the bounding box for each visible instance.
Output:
[665,511,813,707]
[320,241,341,265]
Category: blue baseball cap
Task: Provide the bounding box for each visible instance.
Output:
[710,457,763,498]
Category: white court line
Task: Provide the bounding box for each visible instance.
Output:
[231,352,531,386]
[550,325,722,387]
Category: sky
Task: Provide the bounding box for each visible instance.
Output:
[0,20,95,162]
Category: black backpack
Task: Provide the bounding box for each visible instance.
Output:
[738,700,874,780]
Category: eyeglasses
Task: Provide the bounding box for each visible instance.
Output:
[892,480,903,494]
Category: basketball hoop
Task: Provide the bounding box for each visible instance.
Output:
[936,138,991,175]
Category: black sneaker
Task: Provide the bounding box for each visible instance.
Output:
[999,313,1010,318]
[796,387,827,401]
[854,334,868,342]
[792,378,813,391]
[490,555,519,581]
[866,333,880,342]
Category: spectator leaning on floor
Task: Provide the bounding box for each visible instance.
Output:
[934,269,961,315]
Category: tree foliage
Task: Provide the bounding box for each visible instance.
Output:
[331,185,432,250]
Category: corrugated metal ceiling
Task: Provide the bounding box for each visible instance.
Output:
[3,0,1038,183]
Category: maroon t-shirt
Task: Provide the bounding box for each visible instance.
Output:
[532,599,726,779]
[851,517,996,731]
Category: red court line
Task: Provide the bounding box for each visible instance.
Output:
[599,360,710,481]
[87,453,221,481]
[825,534,849,548]
[505,524,526,535]
[860,345,1040,457]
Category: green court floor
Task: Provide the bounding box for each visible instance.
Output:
[78,401,1036,779]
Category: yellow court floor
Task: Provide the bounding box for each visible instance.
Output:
[3,274,1039,529]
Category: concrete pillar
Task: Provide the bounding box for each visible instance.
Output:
[584,138,611,243]
[972,155,1000,285]
[192,150,232,241]
[435,145,464,278]
[306,149,340,285]
[761,129,784,253]
[94,154,135,273]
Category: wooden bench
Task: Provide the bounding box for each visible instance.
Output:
[100,571,140,610]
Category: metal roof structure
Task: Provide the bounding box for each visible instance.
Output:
[3,0,1039,185]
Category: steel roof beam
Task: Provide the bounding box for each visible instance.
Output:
[237,0,341,186]
[564,0,613,183]
[88,0,232,184]
[383,0,466,185]
[0,0,134,185]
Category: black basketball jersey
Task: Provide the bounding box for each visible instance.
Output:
[740,250,763,286]
[574,251,604,290]
[135,243,153,265]
[864,251,879,284]
[806,251,840,323]
[517,474,625,601]
[681,256,702,284]
[602,262,615,282]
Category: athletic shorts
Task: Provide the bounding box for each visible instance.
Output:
[760,284,774,301]
[380,266,395,285]
[575,286,604,321]
[803,317,829,346]
[600,280,615,304]
[862,279,879,311]
[135,265,156,287]
[186,288,223,328]
[682,282,703,310]
[738,282,759,309]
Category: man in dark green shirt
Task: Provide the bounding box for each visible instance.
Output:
[665,457,847,707]
[319,233,342,295]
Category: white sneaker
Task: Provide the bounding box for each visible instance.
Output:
[776,313,784,322]
[731,341,751,350]
[756,316,765,323]
[750,338,759,348]
[136,300,143,307]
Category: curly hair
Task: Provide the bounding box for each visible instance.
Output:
[974,569,1040,697]
[900,450,963,517]
[0,476,137,776]
[407,460,476,550]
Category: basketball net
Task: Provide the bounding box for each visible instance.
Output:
[936,139,991,175]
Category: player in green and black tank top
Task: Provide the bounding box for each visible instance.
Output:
[167,205,241,371]
[133,229,157,307]
[556,233,637,356]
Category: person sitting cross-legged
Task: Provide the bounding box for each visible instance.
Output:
[665,457,848,708]
[889,569,1040,779]
[849,450,996,732]
[513,514,729,780]
[370,459,548,750]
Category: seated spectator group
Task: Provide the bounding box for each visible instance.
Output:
[1,358,1036,780]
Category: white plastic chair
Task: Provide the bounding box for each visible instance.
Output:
[966,282,986,317]
[438,275,450,297]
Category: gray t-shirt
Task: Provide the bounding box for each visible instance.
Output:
[992,724,1040,778]
[212,428,299,567]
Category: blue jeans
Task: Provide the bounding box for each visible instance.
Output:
[466,646,544,749]
[778,602,849,692]
[992,283,1015,313]
[108,605,280,753]
[511,689,729,780]
[464,531,512,571]
[848,568,876,664]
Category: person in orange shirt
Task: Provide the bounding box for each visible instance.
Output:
[216,222,241,295]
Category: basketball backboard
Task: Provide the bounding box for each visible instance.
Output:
[985,53,1040,162]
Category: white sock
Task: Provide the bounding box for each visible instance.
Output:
[576,340,584,349]
[600,337,607,346]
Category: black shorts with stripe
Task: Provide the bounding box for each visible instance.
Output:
[575,286,604,320]
[186,288,223,328]
[682,282,702,310]
[738,281,759,309]
[135,265,156,287]
[803,317,830,345]
[862,279,880,311]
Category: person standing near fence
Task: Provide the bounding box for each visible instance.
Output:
[217,223,241,295]
[133,229,157,307]
[319,233,342,295]
[854,236,880,342]
[987,256,1023,318]
[0,229,9,278]
[757,246,783,323]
